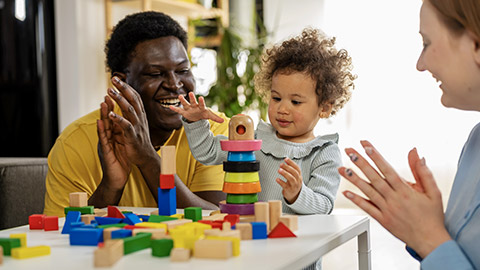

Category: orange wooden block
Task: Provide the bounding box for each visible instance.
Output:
[268,222,296,238]
[161,145,176,175]
[228,114,255,140]
[222,181,261,194]
[69,192,88,207]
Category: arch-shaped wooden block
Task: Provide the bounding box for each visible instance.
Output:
[229,114,255,141]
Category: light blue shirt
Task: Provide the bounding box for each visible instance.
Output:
[418,122,480,269]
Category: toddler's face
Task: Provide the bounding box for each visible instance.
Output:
[268,72,329,143]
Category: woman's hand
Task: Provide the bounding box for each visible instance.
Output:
[276,158,303,204]
[338,140,451,258]
[169,92,224,123]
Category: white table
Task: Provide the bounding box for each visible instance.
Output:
[0,207,371,270]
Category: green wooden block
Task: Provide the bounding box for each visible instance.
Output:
[148,215,178,223]
[98,223,128,229]
[123,233,152,255]
[184,207,202,221]
[121,211,133,214]
[64,206,94,215]
[151,239,174,257]
[0,238,21,255]
[226,193,258,204]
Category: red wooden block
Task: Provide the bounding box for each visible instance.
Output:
[44,216,59,231]
[123,225,144,230]
[223,214,240,226]
[211,221,223,229]
[198,220,213,225]
[107,206,125,219]
[268,222,297,238]
[29,214,46,230]
[98,242,105,248]
[160,174,175,189]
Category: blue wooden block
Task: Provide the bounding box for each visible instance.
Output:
[69,228,104,246]
[158,186,176,216]
[81,223,98,229]
[123,213,142,225]
[138,215,150,222]
[61,211,81,234]
[251,222,268,239]
[227,151,256,162]
[111,229,132,239]
[95,216,123,225]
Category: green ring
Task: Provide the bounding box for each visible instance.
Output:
[226,193,258,204]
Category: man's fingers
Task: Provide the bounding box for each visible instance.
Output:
[108,111,136,139]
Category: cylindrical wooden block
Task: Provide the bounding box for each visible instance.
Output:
[222,181,261,194]
[224,172,259,183]
[219,200,255,215]
[223,161,260,172]
[220,140,262,152]
[226,193,258,204]
[227,151,256,162]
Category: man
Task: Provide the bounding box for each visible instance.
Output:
[44,11,228,216]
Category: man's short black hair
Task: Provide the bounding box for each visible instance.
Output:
[105,11,188,75]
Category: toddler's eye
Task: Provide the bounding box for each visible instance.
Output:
[292,100,301,105]
[272,97,281,102]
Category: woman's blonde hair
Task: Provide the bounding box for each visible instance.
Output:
[428,0,480,38]
[254,28,356,116]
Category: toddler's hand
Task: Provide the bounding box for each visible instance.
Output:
[276,158,302,204]
[169,92,224,123]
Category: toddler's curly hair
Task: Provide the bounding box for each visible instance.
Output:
[254,28,356,116]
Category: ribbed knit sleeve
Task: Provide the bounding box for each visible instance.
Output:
[182,119,228,165]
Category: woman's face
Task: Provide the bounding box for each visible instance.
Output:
[416,1,480,111]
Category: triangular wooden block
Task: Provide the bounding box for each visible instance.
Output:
[268,222,296,238]
[107,206,126,219]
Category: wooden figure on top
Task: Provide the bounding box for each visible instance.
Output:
[229,114,255,141]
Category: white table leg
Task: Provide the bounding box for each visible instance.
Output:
[357,226,371,270]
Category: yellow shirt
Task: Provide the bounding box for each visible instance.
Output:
[44,106,229,216]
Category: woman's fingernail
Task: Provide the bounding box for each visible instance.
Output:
[364,147,373,155]
[345,168,353,177]
[421,157,426,166]
[349,153,358,162]
[344,191,354,199]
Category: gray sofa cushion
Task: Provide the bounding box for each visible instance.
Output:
[0,158,48,229]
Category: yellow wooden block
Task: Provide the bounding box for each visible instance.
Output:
[170,213,184,219]
[135,222,168,230]
[10,233,27,247]
[206,236,241,256]
[169,226,193,238]
[11,246,50,259]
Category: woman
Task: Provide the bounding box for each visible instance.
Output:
[338,0,480,269]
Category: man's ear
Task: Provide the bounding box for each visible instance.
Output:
[319,103,333,118]
[469,31,480,66]
[112,72,127,82]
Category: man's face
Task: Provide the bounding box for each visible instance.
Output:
[124,36,195,132]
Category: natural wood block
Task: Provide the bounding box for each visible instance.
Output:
[132,228,167,239]
[69,192,88,207]
[81,214,96,225]
[193,239,232,259]
[279,215,298,231]
[170,247,190,262]
[222,221,231,231]
[162,219,192,230]
[94,239,123,267]
[229,114,255,140]
[202,213,228,221]
[268,200,282,232]
[103,227,121,241]
[0,246,3,265]
[239,215,255,223]
[94,208,107,217]
[161,145,176,175]
[235,223,252,240]
[254,202,269,231]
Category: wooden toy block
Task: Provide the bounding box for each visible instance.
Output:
[81,214,96,225]
[202,213,228,221]
[0,246,3,264]
[279,215,299,231]
[235,223,253,240]
[170,247,190,262]
[11,245,50,259]
[160,174,175,189]
[151,238,174,257]
[61,211,81,234]
[203,228,222,236]
[219,201,255,215]
[206,236,241,256]
[172,234,200,250]
[95,216,123,225]
[228,114,255,140]
[193,239,232,259]
[123,212,142,225]
[148,215,177,223]
[103,227,121,241]
[123,233,152,255]
[226,193,258,204]
[10,233,26,247]
[220,140,262,152]
[223,214,240,226]
[217,229,241,238]
[158,186,176,216]
[186,222,212,236]
[184,207,202,221]
[209,210,221,216]
[94,208,107,217]
[0,238,21,255]
[137,214,150,222]
[239,215,256,223]
[64,206,94,215]
[268,200,282,232]
[222,221,231,231]
[268,222,297,238]
[254,202,270,231]
[161,145,176,175]
[69,192,88,207]
[44,216,59,231]
[150,209,159,215]
[69,228,103,246]
[223,181,261,194]
[251,222,268,239]
[170,213,184,219]
[132,228,167,239]
[94,239,123,267]
[223,160,260,172]
[224,172,259,183]
[227,151,256,162]
[107,205,126,219]
[162,219,193,230]
[134,222,168,230]
[29,214,46,229]
[98,223,128,229]
[111,229,132,239]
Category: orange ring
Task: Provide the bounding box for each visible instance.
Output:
[222,181,262,194]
